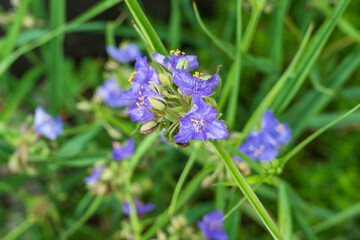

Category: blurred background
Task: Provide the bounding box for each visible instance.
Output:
[0,0,360,239]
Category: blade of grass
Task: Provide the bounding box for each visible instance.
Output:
[47,0,66,112]
[168,142,200,215]
[192,1,234,58]
[225,0,242,129]
[143,165,215,240]
[278,182,292,240]
[0,65,44,123]
[211,140,283,240]
[0,0,124,79]
[168,0,181,50]
[2,220,33,240]
[312,202,360,233]
[293,209,317,240]
[275,0,351,114]
[280,102,360,167]
[240,23,313,143]
[124,0,167,55]
[0,0,31,59]
[60,196,103,239]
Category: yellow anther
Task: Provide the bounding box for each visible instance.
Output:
[136,102,140,106]
[128,71,136,84]
[276,123,284,131]
[140,102,144,105]
[182,51,186,55]
[193,72,200,78]
[200,120,204,125]
[170,50,175,55]
[193,123,197,127]
[112,141,121,148]
[191,119,199,123]
[138,108,141,111]
[196,127,199,132]
[139,91,142,95]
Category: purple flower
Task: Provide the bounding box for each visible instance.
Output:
[152,50,199,71]
[97,79,133,108]
[238,130,278,162]
[84,164,104,184]
[174,94,228,143]
[106,43,141,63]
[197,210,228,240]
[261,110,292,148]
[112,138,135,161]
[34,106,63,140]
[125,83,164,123]
[130,56,160,86]
[173,69,220,96]
[122,199,155,216]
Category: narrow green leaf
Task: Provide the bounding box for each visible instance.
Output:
[0,65,44,123]
[278,182,292,240]
[168,0,181,50]
[280,102,360,166]
[124,0,167,55]
[57,125,102,157]
[168,143,200,215]
[0,0,124,79]
[211,140,283,240]
[192,1,234,58]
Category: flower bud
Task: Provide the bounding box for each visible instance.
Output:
[148,96,167,111]
[158,73,172,87]
[176,58,188,70]
[139,120,160,134]
[203,75,212,80]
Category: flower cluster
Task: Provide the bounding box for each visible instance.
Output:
[99,47,229,146]
[198,210,228,240]
[237,110,291,162]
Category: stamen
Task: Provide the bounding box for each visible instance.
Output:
[128,71,136,85]
[136,102,140,106]
[170,50,175,55]
[276,123,285,131]
[182,51,185,55]
[112,141,121,148]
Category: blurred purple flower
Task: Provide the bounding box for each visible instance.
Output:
[174,94,228,143]
[130,56,160,86]
[112,138,135,161]
[97,79,133,108]
[197,210,228,240]
[173,69,220,96]
[261,110,292,148]
[34,106,63,140]
[106,43,141,63]
[125,83,164,123]
[152,50,199,71]
[122,199,155,216]
[237,130,278,162]
[84,164,104,184]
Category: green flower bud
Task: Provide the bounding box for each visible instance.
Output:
[176,58,188,70]
[203,75,212,80]
[139,120,160,134]
[148,96,167,111]
[158,73,172,87]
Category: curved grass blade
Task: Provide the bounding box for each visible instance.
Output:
[211,140,283,240]
[168,143,200,215]
[0,0,124,79]
[275,0,351,113]
[278,182,292,240]
[240,23,313,143]
[280,102,360,167]
[192,1,234,58]
[124,0,167,55]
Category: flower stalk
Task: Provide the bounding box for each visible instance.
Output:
[211,140,283,240]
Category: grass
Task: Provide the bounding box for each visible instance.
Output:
[0,0,360,239]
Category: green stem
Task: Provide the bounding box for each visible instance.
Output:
[211,140,283,240]
[2,220,33,240]
[168,143,200,215]
[60,196,103,239]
